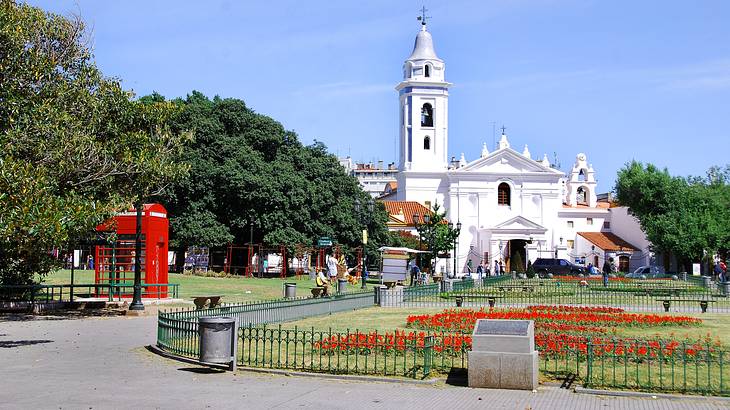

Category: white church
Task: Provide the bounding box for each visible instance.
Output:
[381,21,651,275]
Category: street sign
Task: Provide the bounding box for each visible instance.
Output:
[317,237,332,247]
[362,229,368,245]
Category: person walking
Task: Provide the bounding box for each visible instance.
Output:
[602,257,611,287]
[476,262,484,281]
[494,260,499,276]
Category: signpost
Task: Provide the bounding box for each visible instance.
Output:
[317,237,332,247]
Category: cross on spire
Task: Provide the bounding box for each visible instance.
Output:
[417,6,430,26]
[500,125,507,134]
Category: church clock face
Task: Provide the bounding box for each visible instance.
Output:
[577,153,586,162]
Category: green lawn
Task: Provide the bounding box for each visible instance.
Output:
[40,269,365,303]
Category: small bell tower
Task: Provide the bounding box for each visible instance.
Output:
[396,9,451,172]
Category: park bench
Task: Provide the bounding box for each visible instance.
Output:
[497,284,536,293]
[192,295,222,310]
[449,294,505,307]
[642,288,684,297]
[656,298,716,313]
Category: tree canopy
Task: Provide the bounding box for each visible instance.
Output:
[0,2,189,285]
[615,161,730,270]
[158,91,390,263]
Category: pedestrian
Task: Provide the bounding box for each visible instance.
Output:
[476,262,484,280]
[499,261,505,274]
[602,257,611,287]
[409,260,420,286]
[714,260,723,282]
[720,260,728,282]
[494,260,499,276]
[88,256,94,271]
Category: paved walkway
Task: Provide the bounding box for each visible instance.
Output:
[1,313,728,410]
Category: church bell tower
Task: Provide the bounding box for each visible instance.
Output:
[396,15,451,172]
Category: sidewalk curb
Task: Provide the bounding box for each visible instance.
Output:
[574,386,730,402]
[147,345,439,386]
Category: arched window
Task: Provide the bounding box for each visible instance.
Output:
[423,136,431,150]
[498,183,511,206]
[578,169,586,182]
[576,186,588,205]
[425,65,431,77]
[421,103,433,127]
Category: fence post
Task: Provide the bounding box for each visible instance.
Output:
[423,335,433,378]
[585,341,593,387]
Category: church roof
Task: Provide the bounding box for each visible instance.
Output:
[578,232,638,251]
[407,25,442,62]
[562,202,611,209]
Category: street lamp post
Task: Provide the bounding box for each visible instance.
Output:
[355,198,374,289]
[129,201,144,311]
[448,221,461,278]
[498,240,503,275]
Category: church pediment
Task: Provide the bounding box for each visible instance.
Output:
[457,148,563,175]
[491,216,548,233]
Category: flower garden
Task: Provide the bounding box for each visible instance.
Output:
[160,276,730,396]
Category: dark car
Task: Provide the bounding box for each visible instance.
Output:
[532,258,585,277]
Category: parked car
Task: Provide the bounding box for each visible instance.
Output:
[532,258,586,277]
[626,266,665,279]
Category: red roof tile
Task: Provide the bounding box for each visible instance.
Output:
[578,232,638,251]
[381,201,433,226]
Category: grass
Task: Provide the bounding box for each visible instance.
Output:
[39,269,365,303]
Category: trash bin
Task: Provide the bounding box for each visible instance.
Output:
[199,316,236,370]
[702,276,712,288]
[723,282,730,297]
[337,278,348,294]
[283,282,296,298]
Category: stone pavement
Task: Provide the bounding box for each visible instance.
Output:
[1,313,728,410]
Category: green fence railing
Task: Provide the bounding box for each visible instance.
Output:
[157,289,377,361]
[388,277,730,313]
[239,325,436,379]
[542,338,730,395]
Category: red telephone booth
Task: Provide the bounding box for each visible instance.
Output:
[95,203,170,298]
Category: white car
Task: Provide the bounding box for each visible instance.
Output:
[626,266,665,279]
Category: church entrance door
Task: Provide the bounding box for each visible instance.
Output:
[506,239,527,273]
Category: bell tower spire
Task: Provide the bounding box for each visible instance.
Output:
[396,11,451,172]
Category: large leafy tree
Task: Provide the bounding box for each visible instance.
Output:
[0,2,189,285]
[160,92,389,263]
[614,161,730,271]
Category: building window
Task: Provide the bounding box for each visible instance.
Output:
[603,221,610,229]
[423,136,431,150]
[567,240,574,249]
[497,183,511,206]
[587,218,593,225]
[577,186,588,205]
[567,221,574,228]
[424,201,431,210]
[421,103,433,127]
[425,65,431,77]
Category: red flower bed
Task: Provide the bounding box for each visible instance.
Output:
[406,307,700,333]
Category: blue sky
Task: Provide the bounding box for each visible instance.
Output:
[29,0,730,192]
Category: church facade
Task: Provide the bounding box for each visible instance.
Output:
[390,22,650,275]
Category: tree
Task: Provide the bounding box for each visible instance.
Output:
[0,2,189,285]
[412,203,460,272]
[615,161,730,272]
[160,92,389,264]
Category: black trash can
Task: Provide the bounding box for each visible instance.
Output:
[283,282,296,298]
[337,278,348,294]
[199,316,237,370]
